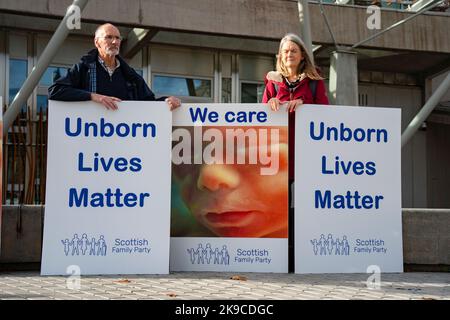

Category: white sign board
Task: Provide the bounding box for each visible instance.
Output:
[41,101,172,275]
[170,104,289,272]
[295,105,403,273]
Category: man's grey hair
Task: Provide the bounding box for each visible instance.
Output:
[94,23,118,38]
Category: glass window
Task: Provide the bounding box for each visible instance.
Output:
[241,82,265,103]
[153,75,211,98]
[222,78,231,103]
[39,66,67,86]
[37,95,48,113]
[36,66,69,113]
[9,59,27,104]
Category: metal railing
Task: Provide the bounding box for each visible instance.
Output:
[313,0,450,12]
[2,105,48,205]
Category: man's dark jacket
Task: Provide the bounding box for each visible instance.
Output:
[48,49,163,101]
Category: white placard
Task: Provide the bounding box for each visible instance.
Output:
[171,104,289,272]
[41,101,172,275]
[295,105,403,273]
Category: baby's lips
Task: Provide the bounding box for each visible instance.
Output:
[205,211,259,227]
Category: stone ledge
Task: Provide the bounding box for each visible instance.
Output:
[1,206,449,267]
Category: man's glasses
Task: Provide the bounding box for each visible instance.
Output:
[98,35,123,42]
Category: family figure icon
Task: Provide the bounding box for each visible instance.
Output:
[61,234,107,256]
[310,234,350,256]
[187,243,230,265]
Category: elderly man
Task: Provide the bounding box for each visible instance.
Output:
[49,23,180,110]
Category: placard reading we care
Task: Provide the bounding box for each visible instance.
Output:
[295,105,403,273]
[41,101,172,275]
[170,104,289,272]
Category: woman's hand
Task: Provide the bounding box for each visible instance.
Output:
[287,99,303,113]
[268,98,281,111]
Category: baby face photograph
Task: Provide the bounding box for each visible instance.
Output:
[171,125,288,238]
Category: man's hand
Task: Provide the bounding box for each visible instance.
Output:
[91,93,121,110]
[165,96,181,111]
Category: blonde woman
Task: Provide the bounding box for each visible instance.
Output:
[262,33,329,271]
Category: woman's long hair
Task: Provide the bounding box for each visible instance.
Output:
[276,33,323,80]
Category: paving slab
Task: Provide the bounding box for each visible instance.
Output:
[0,271,448,300]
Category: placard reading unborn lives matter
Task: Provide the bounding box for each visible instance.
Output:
[41,101,172,275]
[170,104,289,272]
[295,105,403,274]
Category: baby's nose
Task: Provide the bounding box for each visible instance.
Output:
[197,164,240,191]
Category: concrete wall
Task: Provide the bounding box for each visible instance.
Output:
[403,209,450,265]
[426,120,450,208]
[1,205,449,267]
[426,71,450,209]
[0,1,448,53]
[0,206,43,263]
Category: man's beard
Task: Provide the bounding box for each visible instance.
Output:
[105,47,119,56]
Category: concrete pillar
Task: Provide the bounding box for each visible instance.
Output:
[297,0,314,62]
[329,50,358,106]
